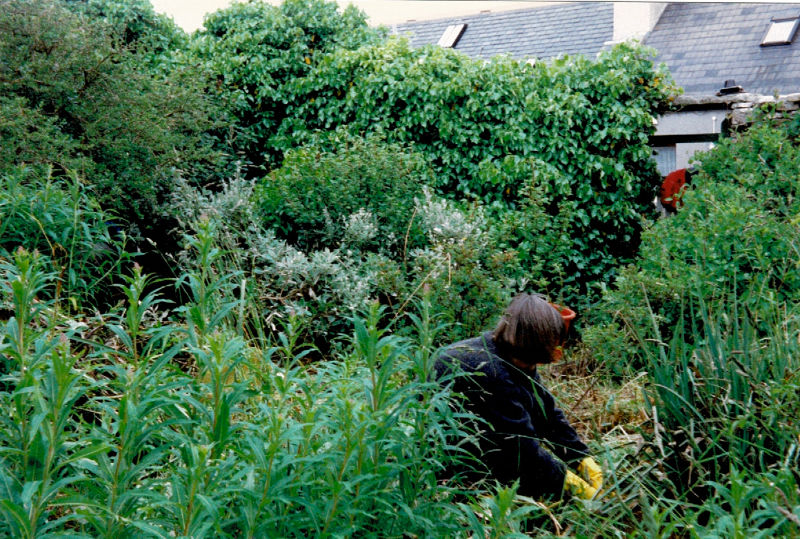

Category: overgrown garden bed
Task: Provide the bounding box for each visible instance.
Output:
[1,0,798,536]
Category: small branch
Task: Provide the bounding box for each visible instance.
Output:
[402,205,418,268]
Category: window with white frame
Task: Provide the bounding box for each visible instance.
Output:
[437,24,467,48]
[761,16,799,46]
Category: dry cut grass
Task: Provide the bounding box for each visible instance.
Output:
[539,345,649,453]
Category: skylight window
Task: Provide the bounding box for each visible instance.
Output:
[437,24,467,48]
[761,17,799,46]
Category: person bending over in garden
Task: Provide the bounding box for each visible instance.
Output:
[434,293,603,501]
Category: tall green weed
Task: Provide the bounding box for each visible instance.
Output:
[0,168,128,310]
[640,297,799,498]
[0,230,482,537]
[0,0,233,245]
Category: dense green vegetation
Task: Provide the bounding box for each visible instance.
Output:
[193,10,674,305]
[1,0,798,536]
[579,111,800,535]
[0,0,234,246]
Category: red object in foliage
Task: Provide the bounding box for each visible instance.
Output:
[549,303,576,333]
[660,168,689,212]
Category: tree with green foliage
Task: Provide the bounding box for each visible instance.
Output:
[0,0,232,244]
[190,0,677,305]
[191,0,386,174]
[64,0,186,52]
[276,38,674,304]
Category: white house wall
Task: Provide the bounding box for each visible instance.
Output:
[655,110,725,137]
[676,142,714,169]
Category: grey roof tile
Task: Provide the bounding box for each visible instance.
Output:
[392,2,613,61]
[644,2,800,96]
[394,2,800,97]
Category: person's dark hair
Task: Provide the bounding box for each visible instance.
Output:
[492,293,565,364]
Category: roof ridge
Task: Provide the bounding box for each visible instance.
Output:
[392,2,611,30]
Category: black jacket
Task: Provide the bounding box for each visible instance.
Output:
[435,332,590,499]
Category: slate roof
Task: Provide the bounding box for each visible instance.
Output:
[391,2,613,61]
[644,3,800,97]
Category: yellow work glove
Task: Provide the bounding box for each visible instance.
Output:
[563,470,597,500]
[577,457,603,492]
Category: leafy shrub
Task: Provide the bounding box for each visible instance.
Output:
[287,38,672,207]
[64,0,187,53]
[485,157,581,300]
[0,96,81,173]
[0,0,231,242]
[587,112,800,373]
[698,107,800,219]
[406,189,513,343]
[170,177,381,354]
[272,39,673,305]
[0,167,128,309]
[577,110,800,533]
[172,171,512,352]
[191,0,386,173]
[257,133,430,256]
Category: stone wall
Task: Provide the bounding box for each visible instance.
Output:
[674,92,800,128]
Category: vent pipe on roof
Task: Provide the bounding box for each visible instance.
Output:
[718,80,744,96]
